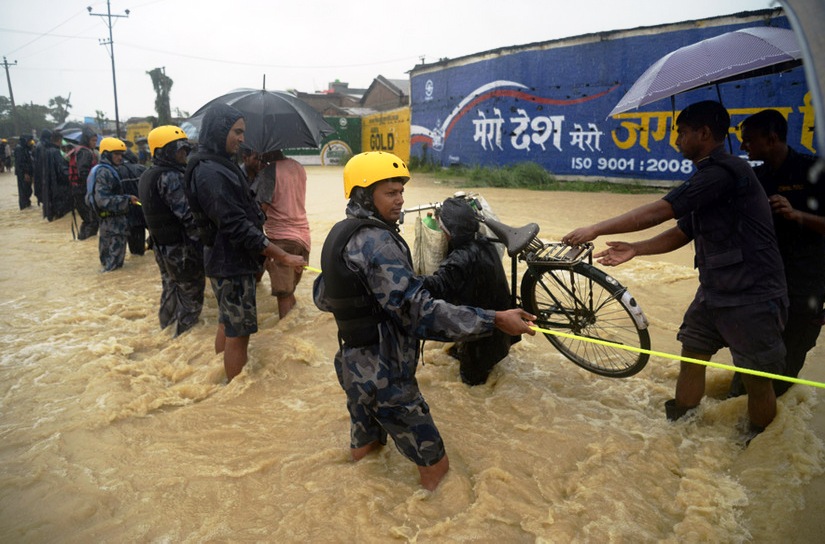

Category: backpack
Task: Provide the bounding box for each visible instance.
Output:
[68,146,97,188]
[118,162,147,227]
[85,162,121,216]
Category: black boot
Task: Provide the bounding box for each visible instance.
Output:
[664,399,693,421]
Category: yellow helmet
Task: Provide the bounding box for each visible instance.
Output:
[99,137,126,154]
[342,151,410,198]
[148,125,188,156]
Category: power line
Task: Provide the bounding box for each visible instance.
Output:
[2,10,86,56]
[88,1,129,137]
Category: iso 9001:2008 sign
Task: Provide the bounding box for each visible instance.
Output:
[570,156,695,175]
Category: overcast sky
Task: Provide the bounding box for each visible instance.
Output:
[2,0,778,123]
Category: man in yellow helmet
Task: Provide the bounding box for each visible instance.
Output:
[139,125,204,336]
[313,151,536,491]
[87,137,139,271]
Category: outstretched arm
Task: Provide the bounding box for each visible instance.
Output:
[595,226,690,266]
[563,199,675,246]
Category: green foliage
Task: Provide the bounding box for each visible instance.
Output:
[47,96,72,124]
[410,161,664,194]
[0,97,52,137]
[147,68,174,125]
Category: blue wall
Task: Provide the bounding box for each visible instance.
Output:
[410,14,814,184]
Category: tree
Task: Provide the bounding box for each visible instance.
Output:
[147,67,173,125]
[48,95,72,124]
[0,97,51,137]
[95,110,107,133]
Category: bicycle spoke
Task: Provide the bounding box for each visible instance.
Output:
[522,264,650,377]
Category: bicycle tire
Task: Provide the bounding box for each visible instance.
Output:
[520,262,650,377]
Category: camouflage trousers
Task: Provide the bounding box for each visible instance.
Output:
[209,275,258,337]
[334,348,446,467]
[98,216,128,272]
[154,242,206,336]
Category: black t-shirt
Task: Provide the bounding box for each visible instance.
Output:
[754,147,825,298]
[663,146,786,308]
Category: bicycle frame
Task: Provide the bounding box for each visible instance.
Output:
[403,191,650,377]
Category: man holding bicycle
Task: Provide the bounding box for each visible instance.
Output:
[563,100,787,440]
[313,151,535,491]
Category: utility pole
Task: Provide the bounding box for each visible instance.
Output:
[2,57,19,134]
[88,1,129,138]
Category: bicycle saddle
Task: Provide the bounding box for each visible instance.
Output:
[482,216,540,257]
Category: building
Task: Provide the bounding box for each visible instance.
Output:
[408,8,812,185]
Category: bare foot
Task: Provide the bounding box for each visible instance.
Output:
[418,455,450,491]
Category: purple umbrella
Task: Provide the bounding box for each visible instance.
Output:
[608,27,803,117]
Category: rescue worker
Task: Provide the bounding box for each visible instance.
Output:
[564,101,787,439]
[32,129,50,212]
[139,125,205,336]
[423,196,518,385]
[313,151,536,491]
[74,127,100,240]
[88,138,139,271]
[117,151,148,255]
[43,130,72,221]
[13,135,34,210]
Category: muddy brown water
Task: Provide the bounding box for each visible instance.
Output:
[1,169,823,542]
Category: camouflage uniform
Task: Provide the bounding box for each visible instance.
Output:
[92,157,131,271]
[140,166,205,336]
[314,201,496,467]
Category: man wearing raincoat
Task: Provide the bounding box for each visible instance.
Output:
[184,103,305,382]
[423,196,518,385]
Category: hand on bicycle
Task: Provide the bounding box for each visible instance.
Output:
[595,241,637,266]
[562,225,598,246]
[494,309,537,336]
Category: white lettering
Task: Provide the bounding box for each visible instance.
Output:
[472,109,505,151]
[570,123,604,152]
[510,109,565,152]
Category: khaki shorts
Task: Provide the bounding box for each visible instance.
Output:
[264,239,308,297]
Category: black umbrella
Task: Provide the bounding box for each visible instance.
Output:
[182,88,334,153]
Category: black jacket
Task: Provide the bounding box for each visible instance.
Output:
[42,141,71,221]
[423,236,516,384]
[184,103,266,277]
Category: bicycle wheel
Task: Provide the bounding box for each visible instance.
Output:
[520,263,650,377]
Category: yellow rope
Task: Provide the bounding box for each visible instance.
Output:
[300,262,823,389]
[531,325,825,390]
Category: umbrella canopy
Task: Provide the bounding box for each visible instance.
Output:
[61,125,103,144]
[608,27,803,117]
[61,129,83,144]
[54,121,84,132]
[183,89,335,153]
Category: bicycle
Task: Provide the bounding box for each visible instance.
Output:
[403,192,651,378]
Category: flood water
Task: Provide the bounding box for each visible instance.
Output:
[1,168,823,543]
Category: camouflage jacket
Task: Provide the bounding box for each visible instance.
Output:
[93,158,131,233]
[314,201,496,377]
